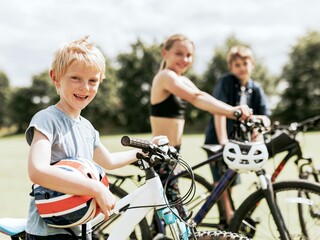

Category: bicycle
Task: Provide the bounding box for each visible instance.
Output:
[203,115,320,232]
[265,115,320,183]
[0,136,249,240]
[94,115,320,239]
[183,115,320,239]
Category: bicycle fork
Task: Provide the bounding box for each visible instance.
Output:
[257,170,291,240]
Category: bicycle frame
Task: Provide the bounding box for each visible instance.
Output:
[176,163,291,239]
[92,167,190,240]
[192,168,237,225]
[267,116,320,183]
[270,139,306,182]
[173,149,224,180]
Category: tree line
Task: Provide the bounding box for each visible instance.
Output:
[0,31,319,135]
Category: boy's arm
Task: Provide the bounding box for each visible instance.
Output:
[214,115,229,145]
[93,135,169,170]
[93,144,139,170]
[28,129,115,218]
[28,129,98,194]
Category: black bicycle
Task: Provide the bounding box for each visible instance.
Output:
[266,115,320,183]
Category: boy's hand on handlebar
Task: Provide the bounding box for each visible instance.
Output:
[234,105,253,120]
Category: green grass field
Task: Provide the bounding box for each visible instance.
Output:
[0,131,319,238]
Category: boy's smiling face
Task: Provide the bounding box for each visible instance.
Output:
[230,57,254,84]
[51,60,101,119]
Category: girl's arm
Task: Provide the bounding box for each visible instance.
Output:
[159,70,251,120]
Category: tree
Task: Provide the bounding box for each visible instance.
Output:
[8,87,35,133]
[0,71,10,128]
[31,70,59,105]
[201,35,274,96]
[82,58,121,133]
[8,71,57,133]
[116,40,161,133]
[273,31,320,123]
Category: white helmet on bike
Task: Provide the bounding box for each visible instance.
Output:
[34,158,109,228]
[223,140,269,173]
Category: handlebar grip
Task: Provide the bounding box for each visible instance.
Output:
[234,110,242,119]
[121,136,152,150]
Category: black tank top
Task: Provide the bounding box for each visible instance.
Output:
[150,94,187,119]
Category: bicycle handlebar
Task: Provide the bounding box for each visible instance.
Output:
[234,110,242,119]
[234,114,320,140]
[271,115,320,134]
[121,136,179,168]
[121,135,153,150]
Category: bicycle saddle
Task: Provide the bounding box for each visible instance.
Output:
[202,144,223,154]
[0,218,26,236]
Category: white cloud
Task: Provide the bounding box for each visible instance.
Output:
[0,0,319,86]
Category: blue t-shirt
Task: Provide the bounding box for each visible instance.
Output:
[204,73,271,144]
[25,105,100,236]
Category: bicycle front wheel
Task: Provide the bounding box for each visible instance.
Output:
[229,180,320,239]
[92,185,151,240]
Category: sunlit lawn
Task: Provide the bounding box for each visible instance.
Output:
[0,131,318,238]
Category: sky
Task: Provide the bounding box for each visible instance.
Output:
[0,0,319,87]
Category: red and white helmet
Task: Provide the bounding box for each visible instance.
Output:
[34,158,108,228]
[223,140,269,173]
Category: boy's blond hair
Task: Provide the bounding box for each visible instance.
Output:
[227,46,255,69]
[51,36,105,81]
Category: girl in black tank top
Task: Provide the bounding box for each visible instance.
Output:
[150,94,187,119]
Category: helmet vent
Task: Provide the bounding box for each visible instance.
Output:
[44,192,50,200]
[241,150,249,155]
[254,159,264,163]
[254,150,262,155]
[240,159,249,164]
[87,173,93,179]
[86,198,93,206]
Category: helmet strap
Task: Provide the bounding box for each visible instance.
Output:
[63,227,78,239]
[81,224,87,240]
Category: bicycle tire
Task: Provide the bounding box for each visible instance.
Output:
[192,230,250,239]
[229,180,320,239]
[91,184,151,240]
